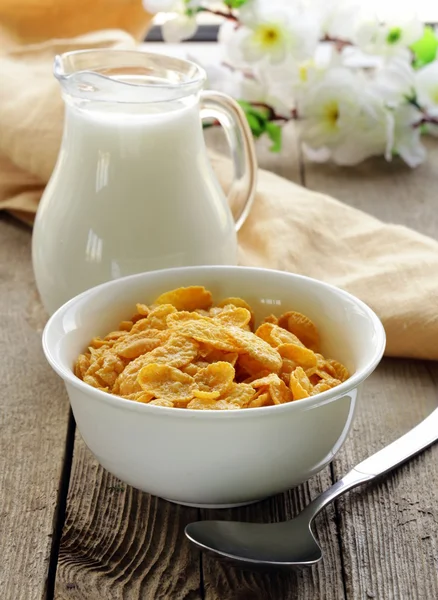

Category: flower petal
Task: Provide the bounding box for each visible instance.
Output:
[162,14,197,43]
[143,0,177,13]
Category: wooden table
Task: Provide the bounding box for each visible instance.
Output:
[1,126,437,600]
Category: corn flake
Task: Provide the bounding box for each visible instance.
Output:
[237,354,271,379]
[214,306,252,329]
[281,311,320,352]
[277,343,317,369]
[174,319,239,353]
[290,367,313,400]
[228,326,282,373]
[149,398,175,408]
[113,331,163,359]
[194,361,235,396]
[139,334,199,368]
[155,286,212,311]
[248,391,271,408]
[220,383,256,407]
[262,314,279,325]
[187,398,241,410]
[202,349,239,366]
[138,363,195,401]
[119,320,134,332]
[326,359,350,382]
[136,304,177,331]
[217,297,255,330]
[255,323,304,348]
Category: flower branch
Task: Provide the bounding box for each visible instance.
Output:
[199,7,238,23]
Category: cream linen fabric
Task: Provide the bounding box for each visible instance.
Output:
[1,32,437,360]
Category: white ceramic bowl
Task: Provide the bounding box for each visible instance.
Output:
[43,266,385,508]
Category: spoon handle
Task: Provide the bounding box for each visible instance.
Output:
[353,407,438,477]
[303,407,438,520]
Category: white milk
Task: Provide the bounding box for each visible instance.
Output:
[32,99,237,314]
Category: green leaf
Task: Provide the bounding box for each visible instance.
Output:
[237,99,254,113]
[387,27,402,45]
[224,0,249,8]
[265,122,282,153]
[238,100,269,123]
[411,26,438,69]
[238,100,282,151]
[238,100,269,137]
[183,0,202,16]
[245,113,264,137]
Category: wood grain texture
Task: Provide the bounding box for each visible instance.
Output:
[54,435,201,600]
[302,137,438,240]
[201,472,346,600]
[0,216,71,600]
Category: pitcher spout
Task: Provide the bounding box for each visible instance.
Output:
[54,49,206,103]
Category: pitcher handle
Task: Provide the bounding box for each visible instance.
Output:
[200,91,257,232]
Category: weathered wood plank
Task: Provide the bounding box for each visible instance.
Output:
[302,137,438,239]
[54,435,202,600]
[0,216,71,600]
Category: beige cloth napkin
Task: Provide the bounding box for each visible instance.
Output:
[1,32,438,360]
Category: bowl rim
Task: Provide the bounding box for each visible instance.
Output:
[42,265,386,419]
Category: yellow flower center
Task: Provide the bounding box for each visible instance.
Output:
[323,100,340,130]
[299,65,308,82]
[298,60,315,83]
[254,24,282,49]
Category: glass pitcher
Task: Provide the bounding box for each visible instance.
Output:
[32,50,257,315]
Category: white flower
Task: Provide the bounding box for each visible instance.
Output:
[415,61,438,109]
[143,0,211,42]
[240,48,342,119]
[162,13,197,42]
[373,57,416,106]
[152,0,198,43]
[307,0,362,40]
[391,104,426,167]
[142,0,179,13]
[413,61,438,137]
[240,66,294,118]
[237,0,260,26]
[223,3,320,66]
[355,14,424,60]
[369,60,427,165]
[196,60,244,98]
[298,67,393,165]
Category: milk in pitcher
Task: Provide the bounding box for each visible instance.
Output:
[32,50,256,314]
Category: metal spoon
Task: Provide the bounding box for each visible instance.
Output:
[185,408,438,570]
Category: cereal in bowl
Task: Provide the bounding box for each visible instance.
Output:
[74,286,350,409]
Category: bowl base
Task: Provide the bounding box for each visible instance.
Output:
[163,497,264,509]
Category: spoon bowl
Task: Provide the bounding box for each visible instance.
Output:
[186,516,322,570]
